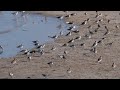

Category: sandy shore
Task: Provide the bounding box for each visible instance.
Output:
[1,11,120,79]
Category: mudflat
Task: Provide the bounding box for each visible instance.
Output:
[1,11,120,79]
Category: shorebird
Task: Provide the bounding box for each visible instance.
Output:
[69,44,75,48]
[97,56,102,63]
[26,51,30,56]
[74,36,81,40]
[9,72,14,77]
[11,58,17,64]
[80,43,85,46]
[30,50,36,54]
[59,55,66,59]
[39,50,44,55]
[89,30,94,35]
[70,13,77,16]
[116,25,119,29]
[65,32,72,36]
[67,68,71,73]
[65,14,71,18]
[112,62,116,68]
[67,26,76,31]
[51,47,56,51]
[97,40,103,44]
[81,20,87,25]
[72,30,79,33]
[17,44,23,49]
[64,51,68,54]
[0,45,3,54]
[37,44,45,49]
[59,31,63,36]
[48,35,58,39]
[66,21,74,25]
[67,39,74,43]
[32,40,39,44]
[91,41,98,47]
[104,26,110,36]
[56,16,64,19]
[85,34,91,39]
[90,47,97,53]
[12,11,19,15]
[62,43,69,47]
[47,61,54,67]
[28,56,32,60]
[20,49,28,53]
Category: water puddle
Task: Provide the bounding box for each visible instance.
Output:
[0,11,70,58]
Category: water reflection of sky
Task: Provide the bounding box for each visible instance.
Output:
[0,11,69,58]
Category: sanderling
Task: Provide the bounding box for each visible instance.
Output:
[28,56,32,60]
[67,26,76,31]
[69,44,75,48]
[67,39,74,43]
[72,30,79,33]
[62,43,69,47]
[37,44,45,49]
[47,61,54,67]
[11,58,17,64]
[59,55,66,59]
[91,41,98,47]
[112,62,116,68]
[51,47,56,51]
[90,47,97,53]
[60,31,63,36]
[74,36,81,40]
[56,16,64,19]
[64,51,68,54]
[104,27,110,36]
[17,44,23,49]
[97,40,103,44]
[12,11,19,15]
[66,21,74,25]
[20,49,28,53]
[65,32,72,36]
[67,68,71,73]
[97,56,102,63]
[70,13,77,16]
[32,40,39,44]
[81,20,87,25]
[9,72,14,77]
[116,25,119,29]
[48,35,58,39]
[0,45,3,54]
[65,14,71,18]
[80,43,85,46]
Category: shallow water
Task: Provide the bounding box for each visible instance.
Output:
[0,11,69,58]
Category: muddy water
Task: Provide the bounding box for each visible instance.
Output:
[0,11,69,58]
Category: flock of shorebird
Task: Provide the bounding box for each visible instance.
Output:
[13,11,117,68]
[0,11,119,78]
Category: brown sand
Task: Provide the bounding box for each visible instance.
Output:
[1,11,120,79]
